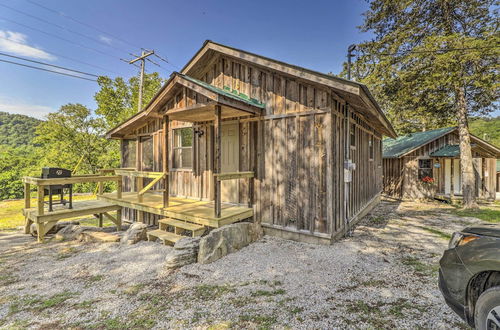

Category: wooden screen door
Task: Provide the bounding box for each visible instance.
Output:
[221,122,239,203]
[444,159,461,195]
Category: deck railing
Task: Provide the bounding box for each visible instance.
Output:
[22,174,122,217]
[213,171,254,217]
[99,168,169,208]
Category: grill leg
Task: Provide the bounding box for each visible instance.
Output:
[68,186,73,209]
[48,187,53,212]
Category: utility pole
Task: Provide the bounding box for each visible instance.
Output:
[347,44,357,80]
[129,50,155,112]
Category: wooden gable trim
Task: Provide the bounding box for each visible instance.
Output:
[181,41,397,138]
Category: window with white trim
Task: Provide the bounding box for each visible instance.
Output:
[172,128,193,169]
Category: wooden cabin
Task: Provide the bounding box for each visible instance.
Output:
[382,127,500,201]
[104,40,397,245]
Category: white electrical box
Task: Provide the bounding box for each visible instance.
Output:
[344,159,356,183]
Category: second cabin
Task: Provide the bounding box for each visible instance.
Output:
[103,40,397,245]
[382,127,500,201]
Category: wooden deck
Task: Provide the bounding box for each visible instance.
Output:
[23,200,121,223]
[98,192,253,228]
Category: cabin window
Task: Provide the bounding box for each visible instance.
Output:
[350,124,356,147]
[369,136,374,160]
[140,136,154,171]
[173,128,193,169]
[418,159,433,180]
[122,139,136,168]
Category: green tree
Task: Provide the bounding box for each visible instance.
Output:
[95,72,165,129]
[469,116,500,147]
[34,104,119,181]
[0,111,42,146]
[346,0,499,208]
[0,145,40,199]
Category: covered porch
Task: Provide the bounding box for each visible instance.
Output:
[430,144,498,201]
[102,73,266,243]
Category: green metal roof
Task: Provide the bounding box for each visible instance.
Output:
[179,74,266,108]
[383,127,456,158]
[430,144,460,157]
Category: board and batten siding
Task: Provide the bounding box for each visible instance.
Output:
[121,54,384,238]
[383,131,497,200]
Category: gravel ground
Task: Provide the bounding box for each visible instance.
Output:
[0,199,485,329]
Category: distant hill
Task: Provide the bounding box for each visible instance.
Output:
[469,116,500,148]
[0,112,42,147]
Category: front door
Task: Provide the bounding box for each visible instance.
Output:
[221,122,239,203]
[444,159,462,195]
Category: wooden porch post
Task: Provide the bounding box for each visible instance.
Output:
[214,105,222,218]
[163,115,170,208]
[450,159,455,201]
[136,134,144,222]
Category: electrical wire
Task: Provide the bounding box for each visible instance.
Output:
[0,35,122,75]
[0,51,99,77]
[0,16,123,60]
[25,0,142,50]
[0,58,97,81]
[0,3,134,57]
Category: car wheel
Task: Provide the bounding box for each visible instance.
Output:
[475,286,500,330]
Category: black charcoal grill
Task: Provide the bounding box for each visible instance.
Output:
[41,167,73,212]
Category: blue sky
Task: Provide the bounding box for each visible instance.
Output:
[1,0,496,119]
[0,0,374,119]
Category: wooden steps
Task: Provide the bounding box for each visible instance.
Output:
[159,218,205,237]
[147,229,183,245]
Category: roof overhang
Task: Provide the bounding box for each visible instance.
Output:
[106,72,264,138]
[181,40,397,138]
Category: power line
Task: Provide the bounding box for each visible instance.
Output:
[0,51,99,77]
[0,35,121,75]
[0,2,134,56]
[0,16,124,60]
[25,0,142,50]
[0,58,97,82]
[22,0,179,73]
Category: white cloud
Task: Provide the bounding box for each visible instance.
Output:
[0,96,54,119]
[99,35,112,45]
[0,30,56,60]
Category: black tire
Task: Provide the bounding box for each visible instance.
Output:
[475,286,500,330]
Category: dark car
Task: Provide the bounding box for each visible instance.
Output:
[439,223,500,329]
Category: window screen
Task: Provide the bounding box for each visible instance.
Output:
[122,139,136,168]
[141,136,154,171]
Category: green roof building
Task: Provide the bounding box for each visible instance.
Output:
[382,127,500,200]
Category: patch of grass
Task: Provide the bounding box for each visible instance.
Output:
[123,283,145,295]
[251,289,286,297]
[359,279,387,287]
[230,296,257,307]
[0,273,19,286]
[289,306,304,315]
[371,216,386,225]
[239,314,278,329]
[401,256,439,276]
[452,206,500,223]
[37,290,78,311]
[56,246,79,260]
[419,226,452,240]
[193,284,235,300]
[387,298,426,317]
[74,299,97,309]
[0,195,96,231]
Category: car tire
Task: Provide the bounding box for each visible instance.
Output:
[475,286,500,330]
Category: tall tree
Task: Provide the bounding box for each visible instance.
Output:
[347,0,499,208]
[95,72,165,129]
[35,103,118,176]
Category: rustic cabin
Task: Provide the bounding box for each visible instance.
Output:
[382,127,500,201]
[94,40,397,245]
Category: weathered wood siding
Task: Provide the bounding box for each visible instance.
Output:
[383,158,404,198]
[384,131,497,200]
[121,54,384,237]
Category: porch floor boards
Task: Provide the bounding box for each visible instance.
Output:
[97,192,253,228]
[23,200,121,223]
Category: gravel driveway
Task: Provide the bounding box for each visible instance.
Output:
[0,199,483,329]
